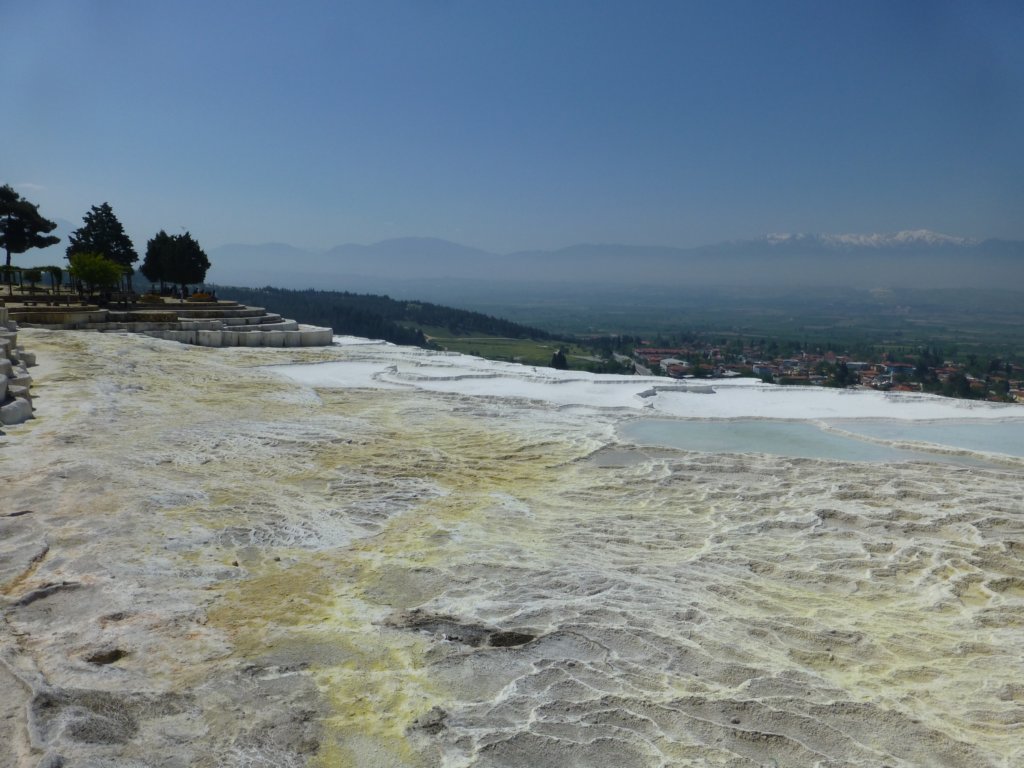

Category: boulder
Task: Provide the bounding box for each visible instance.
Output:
[10,372,32,389]
[0,397,32,426]
[7,384,31,403]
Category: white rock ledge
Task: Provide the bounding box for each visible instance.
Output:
[141,323,333,348]
[1,307,39,425]
[10,300,334,349]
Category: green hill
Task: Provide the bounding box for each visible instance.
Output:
[213,285,558,350]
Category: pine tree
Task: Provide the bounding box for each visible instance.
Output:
[0,185,60,293]
[66,203,138,271]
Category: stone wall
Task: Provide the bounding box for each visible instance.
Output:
[0,306,35,427]
[11,300,333,349]
[143,323,334,348]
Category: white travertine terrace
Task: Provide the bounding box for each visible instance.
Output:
[2,331,1022,767]
[10,299,333,348]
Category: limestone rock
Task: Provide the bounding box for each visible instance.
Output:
[0,396,32,425]
[8,384,31,403]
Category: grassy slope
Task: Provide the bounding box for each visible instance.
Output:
[414,325,590,367]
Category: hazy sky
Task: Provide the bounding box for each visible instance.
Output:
[3,0,1022,253]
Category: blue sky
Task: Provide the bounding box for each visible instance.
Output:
[3,0,1022,253]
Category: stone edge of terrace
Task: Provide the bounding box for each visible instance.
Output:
[0,305,36,426]
[6,298,334,349]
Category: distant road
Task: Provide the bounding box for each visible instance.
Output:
[612,352,648,374]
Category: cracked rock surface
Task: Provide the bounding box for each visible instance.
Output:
[1,329,1022,767]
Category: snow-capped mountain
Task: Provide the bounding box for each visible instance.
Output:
[760,229,977,249]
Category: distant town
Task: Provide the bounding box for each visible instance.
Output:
[630,343,1023,403]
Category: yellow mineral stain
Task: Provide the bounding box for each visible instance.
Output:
[12,331,1024,765]
[191,382,590,766]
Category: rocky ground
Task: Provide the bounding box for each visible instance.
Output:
[1,332,341,767]
[2,329,1022,767]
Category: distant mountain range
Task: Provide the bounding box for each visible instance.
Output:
[15,228,1023,297]
[203,230,1024,295]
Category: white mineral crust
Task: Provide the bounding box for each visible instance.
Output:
[1,330,1022,767]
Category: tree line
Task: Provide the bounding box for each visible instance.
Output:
[212,286,558,349]
[0,185,209,296]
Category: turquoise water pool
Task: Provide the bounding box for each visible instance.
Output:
[619,419,1018,465]
[825,420,1024,458]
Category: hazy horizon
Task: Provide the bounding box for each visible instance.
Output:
[17,224,1024,266]
[4,1,1023,257]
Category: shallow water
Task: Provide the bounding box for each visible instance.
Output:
[828,419,1024,457]
[618,418,1008,466]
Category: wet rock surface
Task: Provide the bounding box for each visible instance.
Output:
[395,611,538,648]
[1,329,1022,767]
